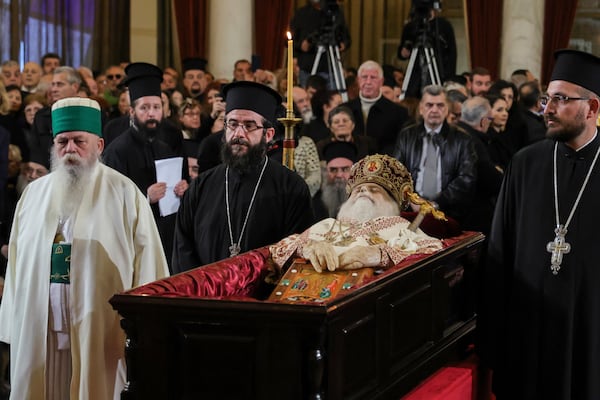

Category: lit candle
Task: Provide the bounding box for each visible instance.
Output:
[287,31,293,112]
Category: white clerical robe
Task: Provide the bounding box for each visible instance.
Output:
[0,163,169,400]
[270,216,443,269]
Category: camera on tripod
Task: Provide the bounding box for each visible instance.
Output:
[398,0,444,99]
[306,0,343,47]
[411,0,442,38]
[412,0,442,16]
[307,0,348,101]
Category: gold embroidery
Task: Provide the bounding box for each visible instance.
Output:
[367,233,386,245]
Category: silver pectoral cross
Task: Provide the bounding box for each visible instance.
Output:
[229,243,241,257]
[546,225,571,275]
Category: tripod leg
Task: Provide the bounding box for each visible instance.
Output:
[328,45,348,102]
[311,45,326,76]
[428,48,442,86]
[423,47,441,86]
[400,46,420,100]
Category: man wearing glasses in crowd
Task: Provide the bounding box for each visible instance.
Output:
[172,81,314,272]
[102,64,126,112]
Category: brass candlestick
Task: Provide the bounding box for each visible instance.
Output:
[277,109,302,171]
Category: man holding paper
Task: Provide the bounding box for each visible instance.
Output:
[104,62,189,268]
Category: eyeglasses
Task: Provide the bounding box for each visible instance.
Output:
[225,119,264,133]
[540,94,589,107]
[106,74,123,80]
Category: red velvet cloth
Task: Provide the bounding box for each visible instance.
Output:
[402,366,473,400]
[129,247,271,298]
[128,231,477,301]
[400,211,462,239]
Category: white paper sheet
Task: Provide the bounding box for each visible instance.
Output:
[155,157,183,217]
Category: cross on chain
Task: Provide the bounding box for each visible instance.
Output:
[546,225,570,275]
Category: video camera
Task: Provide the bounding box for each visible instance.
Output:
[412,0,442,22]
[307,0,343,47]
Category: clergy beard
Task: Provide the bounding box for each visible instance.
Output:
[545,108,587,142]
[50,149,99,218]
[221,136,268,173]
[321,178,348,217]
[337,195,399,223]
[133,115,161,140]
[301,108,314,124]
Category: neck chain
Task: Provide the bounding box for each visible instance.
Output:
[225,157,269,257]
[547,141,600,274]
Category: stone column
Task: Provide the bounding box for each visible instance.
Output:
[130,0,158,63]
[208,0,254,81]
[499,0,545,81]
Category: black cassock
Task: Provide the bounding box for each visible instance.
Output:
[103,127,188,267]
[480,134,600,399]
[172,159,314,273]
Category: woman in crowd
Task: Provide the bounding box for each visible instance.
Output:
[5,85,22,115]
[201,82,226,134]
[316,105,377,162]
[489,79,528,154]
[178,98,205,142]
[21,93,47,151]
[117,89,130,116]
[485,94,512,171]
[0,83,29,162]
[302,89,342,143]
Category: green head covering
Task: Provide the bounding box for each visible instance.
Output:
[51,97,102,137]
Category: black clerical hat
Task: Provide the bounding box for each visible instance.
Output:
[182,57,208,73]
[182,140,200,159]
[223,81,282,123]
[29,145,50,170]
[322,141,358,164]
[551,50,600,96]
[121,62,163,102]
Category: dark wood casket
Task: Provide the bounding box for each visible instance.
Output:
[110,231,484,400]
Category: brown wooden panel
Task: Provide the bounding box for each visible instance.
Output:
[339,315,378,398]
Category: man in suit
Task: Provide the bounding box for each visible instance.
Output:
[392,84,476,225]
[343,60,409,155]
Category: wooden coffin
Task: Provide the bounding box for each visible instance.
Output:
[110,231,484,400]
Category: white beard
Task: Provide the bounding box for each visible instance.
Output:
[50,150,99,219]
[337,195,399,223]
[301,108,314,124]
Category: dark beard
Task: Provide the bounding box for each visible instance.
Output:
[133,115,161,140]
[545,109,586,142]
[320,178,348,218]
[221,136,268,174]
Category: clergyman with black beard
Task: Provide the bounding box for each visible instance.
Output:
[479,50,600,399]
[172,81,314,272]
[313,141,358,220]
[103,62,189,269]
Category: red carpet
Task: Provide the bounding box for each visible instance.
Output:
[401,354,496,400]
[401,366,473,400]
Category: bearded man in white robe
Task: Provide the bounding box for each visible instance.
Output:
[271,154,443,272]
[0,97,169,400]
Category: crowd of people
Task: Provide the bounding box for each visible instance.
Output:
[0,2,599,397]
[0,47,562,399]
